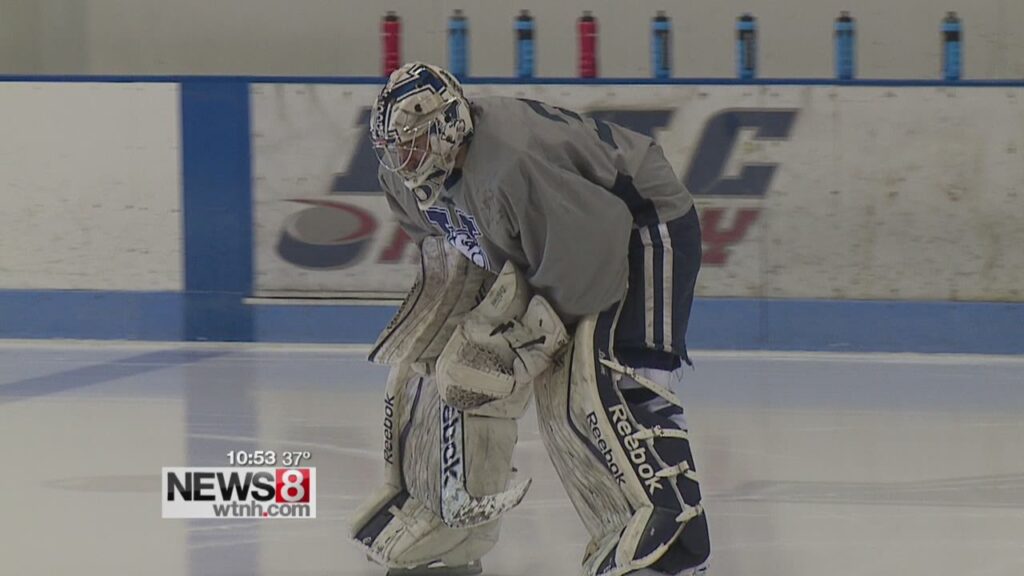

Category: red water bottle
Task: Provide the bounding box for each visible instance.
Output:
[382,11,401,76]
[578,11,598,78]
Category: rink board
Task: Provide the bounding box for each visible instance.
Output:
[0,78,1022,350]
[0,82,182,291]
[252,83,1024,301]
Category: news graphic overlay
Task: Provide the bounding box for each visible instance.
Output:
[163,451,316,519]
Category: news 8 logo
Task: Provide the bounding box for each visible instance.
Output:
[162,467,316,519]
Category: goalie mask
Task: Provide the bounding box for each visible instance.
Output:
[371,62,474,209]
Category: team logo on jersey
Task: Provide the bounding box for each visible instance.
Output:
[424,206,491,270]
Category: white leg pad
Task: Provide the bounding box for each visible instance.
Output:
[535,312,711,576]
[351,367,524,569]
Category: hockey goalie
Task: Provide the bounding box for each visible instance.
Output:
[350,62,710,576]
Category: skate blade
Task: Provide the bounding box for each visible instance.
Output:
[387,560,482,576]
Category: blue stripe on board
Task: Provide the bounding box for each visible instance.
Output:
[0,290,184,340]
[2,290,1023,354]
[180,82,253,341]
[689,298,1024,355]
[2,75,1023,88]
[252,304,399,344]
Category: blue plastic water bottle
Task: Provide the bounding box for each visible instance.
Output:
[942,11,962,81]
[834,11,856,80]
[515,10,535,78]
[736,13,757,79]
[651,11,671,79]
[448,10,468,78]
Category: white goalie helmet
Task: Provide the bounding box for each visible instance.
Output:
[371,62,474,209]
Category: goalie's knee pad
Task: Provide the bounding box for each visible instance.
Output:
[535,308,710,576]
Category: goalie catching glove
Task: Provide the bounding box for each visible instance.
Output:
[436,261,570,415]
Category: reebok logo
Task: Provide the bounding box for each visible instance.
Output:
[586,411,626,486]
[609,404,664,495]
[441,404,463,488]
[383,394,396,465]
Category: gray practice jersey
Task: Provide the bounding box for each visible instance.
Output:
[380,95,694,322]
